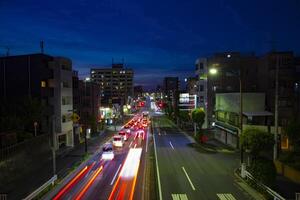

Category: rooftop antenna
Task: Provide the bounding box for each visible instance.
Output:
[40,41,44,54]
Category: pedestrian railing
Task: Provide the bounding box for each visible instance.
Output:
[23,175,57,200]
[296,193,300,200]
[243,168,286,200]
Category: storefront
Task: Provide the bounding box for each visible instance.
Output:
[214,121,239,148]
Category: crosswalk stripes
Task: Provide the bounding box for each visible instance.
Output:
[171,193,188,200]
[217,193,236,200]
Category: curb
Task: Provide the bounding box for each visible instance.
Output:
[233,168,266,200]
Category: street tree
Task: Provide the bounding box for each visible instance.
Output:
[241,128,276,188]
[191,108,205,130]
[240,128,274,159]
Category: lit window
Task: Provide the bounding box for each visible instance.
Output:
[41,81,46,88]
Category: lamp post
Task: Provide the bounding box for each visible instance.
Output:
[209,64,244,164]
[83,77,90,153]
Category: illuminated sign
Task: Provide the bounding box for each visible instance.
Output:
[179,93,190,103]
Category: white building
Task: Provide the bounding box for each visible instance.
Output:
[195,58,209,129]
[49,57,74,149]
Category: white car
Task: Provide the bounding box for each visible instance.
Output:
[113,135,124,147]
[102,143,114,160]
[119,130,129,141]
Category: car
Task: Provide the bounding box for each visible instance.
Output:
[102,143,114,160]
[119,130,129,141]
[113,135,124,147]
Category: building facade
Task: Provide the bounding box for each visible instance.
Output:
[0,53,74,149]
[90,63,133,106]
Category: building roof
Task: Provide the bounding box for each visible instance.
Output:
[243,111,273,117]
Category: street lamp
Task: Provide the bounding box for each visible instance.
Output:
[209,66,244,164]
[209,68,218,75]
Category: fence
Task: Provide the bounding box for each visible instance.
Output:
[0,134,50,161]
[23,175,57,200]
[243,168,286,200]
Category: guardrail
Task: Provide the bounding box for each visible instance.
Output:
[23,175,57,200]
[242,168,285,200]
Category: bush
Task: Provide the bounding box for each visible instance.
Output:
[241,128,274,159]
[249,157,277,189]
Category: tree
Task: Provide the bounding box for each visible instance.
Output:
[191,108,205,130]
[240,128,274,159]
[249,157,277,189]
[284,120,300,152]
[241,128,276,189]
[179,110,190,122]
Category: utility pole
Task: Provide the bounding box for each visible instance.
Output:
[274,54,279,160]
[193,94,197,137]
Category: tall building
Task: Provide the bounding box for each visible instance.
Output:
[195,52,259,129]
[185,77,198,95]
[78,79,101,132]
[90,63,134,106]
[0,53,74,149]
[163,77,179,97]
[163,77,179,114]
[195,51,300,147]
[257,51,300,126]
[133,85,143,98]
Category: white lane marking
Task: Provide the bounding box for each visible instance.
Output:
[217,193,236,200]
[129,141,133,148]
[110,164,122,185]
[171,194,188,200]
[169,141,174,150]
[182,167,196,191]
[134,143,137,148]
[153,133,163,200]
[146,127,149,152]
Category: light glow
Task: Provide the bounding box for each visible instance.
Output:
[119,148,142,179]
[53,162,96,200]
[209,68,218,75]
[74,165,103,200]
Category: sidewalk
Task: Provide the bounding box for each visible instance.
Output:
[179,123,300,199]
[10,127,121,200]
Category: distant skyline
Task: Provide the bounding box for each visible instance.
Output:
[1,0,300,89]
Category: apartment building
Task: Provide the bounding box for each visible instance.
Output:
[0,53,74,149]
[90,63,133,106]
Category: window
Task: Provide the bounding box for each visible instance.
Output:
[62,96,72,105]
[200,85,204,91]
[62,81,70,88]
[199,63,204,69]
[61,64,71,71]
[41,81,46,88]
[200,96,204,102]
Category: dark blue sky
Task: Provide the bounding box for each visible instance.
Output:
[1,0,300,89]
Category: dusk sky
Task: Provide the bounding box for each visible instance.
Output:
[1,0,300,90]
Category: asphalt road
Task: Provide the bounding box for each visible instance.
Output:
[47,110,150,200]
[153,115,253,200]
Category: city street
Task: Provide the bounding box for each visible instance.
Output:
[46,111,150,200]
[152,115,253,200]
